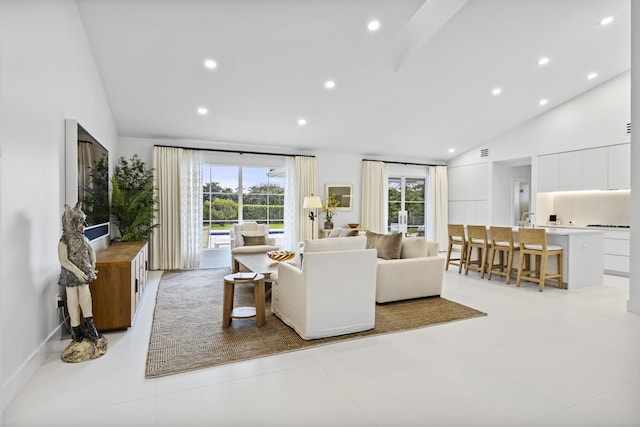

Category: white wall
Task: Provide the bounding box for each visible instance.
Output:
[447,71,631,226]
[628,1,640,314]
[0,0,118,412]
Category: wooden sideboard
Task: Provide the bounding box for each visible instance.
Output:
[91,241,148,331]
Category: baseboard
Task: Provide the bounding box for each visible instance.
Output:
[1,322,65,413]
[627,299,640,314]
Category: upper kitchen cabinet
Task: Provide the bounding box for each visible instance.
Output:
[608,143,631,189]
[537,154,559,192]
[581,147,608,190]
[538,143,631,192]
[558,151,581,191]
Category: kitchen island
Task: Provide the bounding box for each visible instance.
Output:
[515,227,604,289]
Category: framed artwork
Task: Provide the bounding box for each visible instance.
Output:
[325,184,353,211]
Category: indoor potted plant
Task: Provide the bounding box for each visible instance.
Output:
[110,154,158,242]
[322,194,339,229]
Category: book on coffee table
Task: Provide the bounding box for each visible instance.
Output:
[234,272,257,280]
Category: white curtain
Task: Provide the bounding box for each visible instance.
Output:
[361,160,387,233]
[284,156,318,250]
[428,165,448,251]
[180,150,203,268]
[151,146,203,270]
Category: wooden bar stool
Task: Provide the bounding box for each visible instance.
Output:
[487,226,520,284]
[516,228,563,292]
[445,224,467,273]
[465,225,489,278]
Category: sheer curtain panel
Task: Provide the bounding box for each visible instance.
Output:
[361,160,387,233]
[180,150,203,268]
[284,156,318,250]
[428,165,448,251]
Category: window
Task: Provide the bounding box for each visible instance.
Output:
[388,176,425,235]
[203,165,285,246]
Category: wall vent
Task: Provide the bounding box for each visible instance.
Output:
[480,148,489,158]
[627,122,631,134]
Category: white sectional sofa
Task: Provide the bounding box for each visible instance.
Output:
[367,232,445,303]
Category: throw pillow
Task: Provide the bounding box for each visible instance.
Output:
[400,238,429,259]
[242,233,266,246]
[365,230,402,260]
[328,228,358,238]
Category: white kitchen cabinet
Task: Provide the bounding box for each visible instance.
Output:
[537,154,558,192]
[603,229,630,276]
[581,146,608,190]
[557,151,581,191]
[607,143,631,189]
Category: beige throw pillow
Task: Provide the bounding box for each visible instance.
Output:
[242,233,266,246]
[365,231,402,260]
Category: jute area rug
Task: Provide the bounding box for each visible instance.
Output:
[145,268,486,378]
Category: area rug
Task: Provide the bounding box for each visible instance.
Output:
[145,268,486,378]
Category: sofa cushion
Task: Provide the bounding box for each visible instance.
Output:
[231,244,279,254]
[328,228,358,238]
[366,231,402,260]
[400,238,430,259]
[304,235,366,253]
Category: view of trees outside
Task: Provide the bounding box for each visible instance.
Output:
[388,177,425,234]
[203,165,285,232]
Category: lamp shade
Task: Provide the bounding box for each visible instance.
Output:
[303,195,322,209]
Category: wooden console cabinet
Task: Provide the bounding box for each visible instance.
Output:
[91,241,148,331]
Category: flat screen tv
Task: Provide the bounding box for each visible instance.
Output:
[66,121,110,241]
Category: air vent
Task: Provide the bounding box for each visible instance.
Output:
[627,122,631,134]
[480,148,489,158]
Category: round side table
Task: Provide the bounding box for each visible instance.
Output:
[222,273,265,327]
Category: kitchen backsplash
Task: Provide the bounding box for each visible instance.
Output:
[536,190,630,227]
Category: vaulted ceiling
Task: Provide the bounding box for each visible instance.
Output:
[76,0,631,162]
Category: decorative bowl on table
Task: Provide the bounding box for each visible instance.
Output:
[348,223,360,229]
[267,250,295,262]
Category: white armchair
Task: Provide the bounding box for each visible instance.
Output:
[272,236,377,340]
[229,222,278,272]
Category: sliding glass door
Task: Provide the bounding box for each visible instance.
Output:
[202,165,285,247]
[388,176,425,235]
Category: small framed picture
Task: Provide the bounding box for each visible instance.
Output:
[325,184,353,211]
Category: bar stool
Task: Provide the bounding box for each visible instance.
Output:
[487,226,519,284]
[516,228,563,292]
[465,225,489,278]
[445,224,467,273]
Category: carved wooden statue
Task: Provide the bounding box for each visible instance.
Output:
[58,202,107,362]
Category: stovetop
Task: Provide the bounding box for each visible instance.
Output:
[586,224,630,228]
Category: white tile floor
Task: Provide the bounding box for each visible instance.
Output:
[4,267,640,426]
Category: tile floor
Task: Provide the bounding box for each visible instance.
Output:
[4,265,640,426]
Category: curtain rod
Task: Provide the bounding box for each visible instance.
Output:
[362,158,444,167]
[154,144,315,158]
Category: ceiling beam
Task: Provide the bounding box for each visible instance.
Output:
[393,0,468,71]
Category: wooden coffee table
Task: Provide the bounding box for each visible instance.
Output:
[233,253,279,279]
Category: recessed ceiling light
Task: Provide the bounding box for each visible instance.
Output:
[492,87,502,96]
[367,20,381,32]
[197,107,208,115]
[297,118,307,126]
[600,16,614,26]
[538,99,549,106]
[324,80,336,90]
[587,72,598,80]
[448,148,455,154]
[538,57,550,66]
[203,58,217,70]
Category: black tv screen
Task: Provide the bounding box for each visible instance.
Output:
[77,124,110,240]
